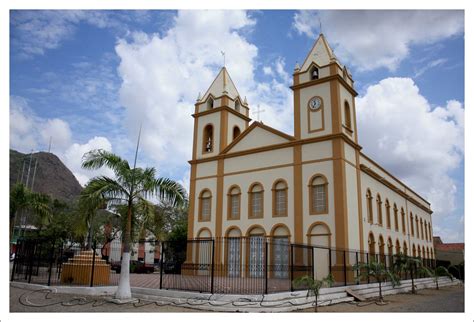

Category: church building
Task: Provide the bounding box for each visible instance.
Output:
[186,34,435,279]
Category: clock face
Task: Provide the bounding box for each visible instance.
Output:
[309,97,322,110]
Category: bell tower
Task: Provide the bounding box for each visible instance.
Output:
[291,34,359,144]
[191,67,251,161]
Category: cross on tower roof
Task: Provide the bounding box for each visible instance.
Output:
[254,104,265,122]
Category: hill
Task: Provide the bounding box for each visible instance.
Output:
[10,149,82,203]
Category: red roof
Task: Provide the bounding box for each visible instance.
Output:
[435,243,464,251]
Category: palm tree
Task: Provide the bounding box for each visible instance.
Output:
[292,274,334,312]
[393,254,423,294]
[10,183,51,239]
[353,261,400,303]
[423,266,454,290]
[81,149,186,299]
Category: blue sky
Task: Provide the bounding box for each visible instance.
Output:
[9,10,464,242]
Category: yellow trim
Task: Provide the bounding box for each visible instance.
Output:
[293,144,303,243]
[290,74,358,97]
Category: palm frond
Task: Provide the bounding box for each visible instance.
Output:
[82,149,130,175]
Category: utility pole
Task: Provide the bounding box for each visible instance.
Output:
[25,151,33,189]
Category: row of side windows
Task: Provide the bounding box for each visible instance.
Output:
[366,189,432,242]
[367,232,434,259]
[198,175,329,222]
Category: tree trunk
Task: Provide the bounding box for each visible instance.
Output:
[436,278,439,290]
[314,294,318,312]
[379,281,383,302]
[411,267,415,294]
[115,205,133,300]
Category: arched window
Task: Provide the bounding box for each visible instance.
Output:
[412,244,417,257]
[387,237,393,257]
[272,180,288,217]
[415,215,419,238]
[422,246,426,259]
[308,223,331,279]
[309,175,328,214]
[401,208,406,234]
[424,222,428,241]
[378,235,385,263]
[198,189,212,222]
[366,189,374,223]
[420,218,424,240]
[385,199,391,229]
[233,126,241,140]
[376,194,383,226]
[395,239,401,255]
[248,183,264,219]
[417,245,421,258]
[235,100,241,112]
[227,186,241,220]
[428,223,432,241]
[310,66,319,80]
[403,241,408,255]
[393,203,399,231]
[410,212,414,236]
[203,124,214,153]
[207,97,214,110]
[368,232,376,262]
[344,101,352,129]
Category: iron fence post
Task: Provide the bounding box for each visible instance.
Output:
[343,250,347,286]
[210,239,215,294]
[328,248,332,277]
[366,253,370,284]
[311,247,315,280]
[290,244,294,292]
[28,243,35,284]
[264,240,268,294]
[355,252,359,285]
[159,241,164,290]
[47,242,55,286]
[90,241,96,287]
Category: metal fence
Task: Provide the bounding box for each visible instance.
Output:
[11,237,437,294]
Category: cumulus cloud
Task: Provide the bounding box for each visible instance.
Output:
[63,136,114,186]
[115,10,294,180]
[293,10,464,71]
[356,78,464,221]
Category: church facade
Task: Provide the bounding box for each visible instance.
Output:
[186,34,435,277]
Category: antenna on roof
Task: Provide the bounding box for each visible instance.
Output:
[319,17,323,35]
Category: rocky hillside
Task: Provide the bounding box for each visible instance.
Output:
[10,149,82,203]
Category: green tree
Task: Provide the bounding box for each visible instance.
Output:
[393,254,423,294]
[10,183,51,239]
[353,261,400,303]
[80,149,185,299]
[292,274,334,312]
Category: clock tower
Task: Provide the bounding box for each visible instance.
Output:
[291,33,359,144]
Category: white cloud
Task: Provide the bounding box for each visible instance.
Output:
[414,58,448,78]
[40,118,72,151]
[293,10,464,71]
[10,10,153,58]
[63,136,114,186]
[356,78,464,224]
[115,10,294,175]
